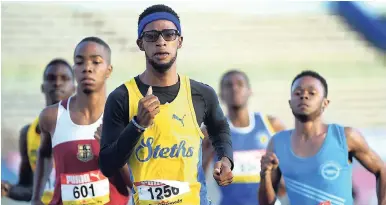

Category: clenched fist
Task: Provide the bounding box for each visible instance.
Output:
[213,157,233,186]
[260,152,279,175]
[136,86,160,128]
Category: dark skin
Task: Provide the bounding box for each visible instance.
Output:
[202,72,286,193]
[136,19,232,186]
[1,64,75,201]
[31,41,130,204]
[259,76,386,205]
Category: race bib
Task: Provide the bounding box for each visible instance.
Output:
[60,170,110,205]
[233,150,266,176]
[233,150,266,183]
[135,180,190,204]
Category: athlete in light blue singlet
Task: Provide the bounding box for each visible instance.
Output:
[202,70,287,205]
[258,70,386,205]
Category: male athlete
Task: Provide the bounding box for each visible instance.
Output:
[1,59,75,204]
[259,70,386,205]
[31,37,130,205]
[202,70,287,205]
[99,4,234,205]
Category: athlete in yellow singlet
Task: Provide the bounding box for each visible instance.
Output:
[99,4,234,205]
[1,59,75,204]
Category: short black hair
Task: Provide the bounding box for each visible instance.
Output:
[291,70,328,97]
[43,58,74,80]
[75,36,111,64]
[138,4,180,25]
[220,70,250,88]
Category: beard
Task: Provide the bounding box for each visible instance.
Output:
[292,107,323,123]
[146,52,177,73]
[83,88,92,95]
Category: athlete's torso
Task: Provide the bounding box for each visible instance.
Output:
[274,124,353,205]
[27,118,56,204]
[218,112,275,205]
[50,97,129,205]
[125,75,210,205]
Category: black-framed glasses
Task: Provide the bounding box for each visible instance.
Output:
[140,29,180,42]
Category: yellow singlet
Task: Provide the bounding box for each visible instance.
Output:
[27,118,55,204]
[125,75,208,205]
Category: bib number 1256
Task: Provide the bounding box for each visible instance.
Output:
[73,184,95,199]
[147,185,179,200]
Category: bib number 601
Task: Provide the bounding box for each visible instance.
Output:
[73,184,95,199]
[147,185,179,200]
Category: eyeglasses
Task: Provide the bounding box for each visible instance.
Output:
[140,29,180,42]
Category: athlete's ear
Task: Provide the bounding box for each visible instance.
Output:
[41,83,44,93]
[137,39,144,51]
[177,36,183,49]
[106,65,113,79]
[322,98,330,109]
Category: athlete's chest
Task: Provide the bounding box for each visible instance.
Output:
[134,107,202,162]
[291,135,326,158]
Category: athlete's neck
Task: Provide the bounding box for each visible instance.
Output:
[142,63,178,87]
[45,98,57,107]
[228,106,250,128]
[294,117,327,140]
[73,87,106,119]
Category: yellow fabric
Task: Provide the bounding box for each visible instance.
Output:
[125,75,205,205]
[26,117,54,204]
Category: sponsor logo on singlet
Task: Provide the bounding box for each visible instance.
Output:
[320,161,341,180]
[135,137,194,162]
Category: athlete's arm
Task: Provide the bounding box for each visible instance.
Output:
[267,116,287,198]
[346,127,386,205]
[4,125,34,201]
[201,126,215,173]
[99,85,142,177]
[31,106,56,202]
[94,122,133,187]
[259,138,282,205]
[199,84,233,169]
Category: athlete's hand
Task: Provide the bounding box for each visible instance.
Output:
[136,86,160,128]
[1,181,11,197]
[213,157,233,186]
[260,152,279,175]
[94,123,102,144]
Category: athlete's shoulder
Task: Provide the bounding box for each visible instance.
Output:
[108,84,128,101]
[268,129,292,152]
[329,123,350,139]
[343,126,359,135]
[20,124,31,135]
[19,123,31,142]
[189,79,217,97]
[343,126,365,150]
[39,103,60,130]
